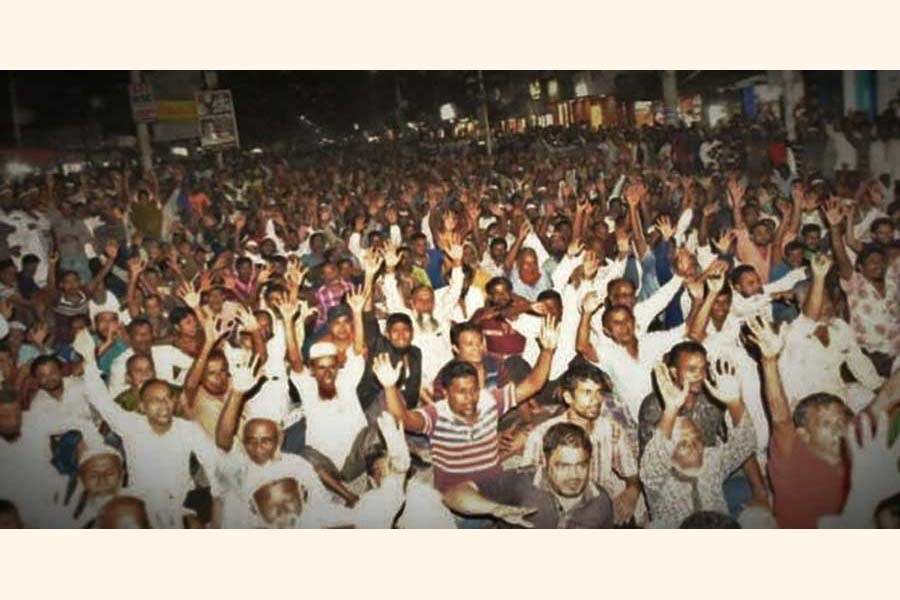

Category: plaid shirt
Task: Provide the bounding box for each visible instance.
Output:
[314,280,354,325]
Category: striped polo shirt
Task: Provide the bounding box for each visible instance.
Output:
[415,383,517,492]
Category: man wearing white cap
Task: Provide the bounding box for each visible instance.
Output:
[214,354,334,527]
[66,432,126,528]
[292,340,380,498]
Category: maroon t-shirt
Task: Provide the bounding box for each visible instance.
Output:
[768,431,849,529]
[481,317,526,358]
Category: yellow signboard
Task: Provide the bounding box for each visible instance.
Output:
[156,100,198,122]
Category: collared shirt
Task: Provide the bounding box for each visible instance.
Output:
[840,263,900,356]
[591,325,687,420]
[313,280,354,326]
[638,390,727,456]
[477,466,614,529]
[414,383,517,492]
[640,414,756,528]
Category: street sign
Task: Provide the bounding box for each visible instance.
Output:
[129,83,157,123]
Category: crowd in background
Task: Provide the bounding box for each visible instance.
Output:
[1,106,899,528]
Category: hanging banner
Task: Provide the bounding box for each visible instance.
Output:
[129,83,157,123]
[156,100,198,122]
[196,89,239,149]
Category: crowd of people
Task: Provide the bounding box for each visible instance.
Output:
[1,110,899,529]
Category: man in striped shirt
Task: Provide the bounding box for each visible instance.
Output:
[375,316,559,492]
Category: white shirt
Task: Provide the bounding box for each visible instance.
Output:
[83,365,223,528]
[591,325,688,419]
[291,352,367,469]
[108,344,195,398]
[780,315,884,413]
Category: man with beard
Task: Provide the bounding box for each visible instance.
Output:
[381,239,463,388]
[442,422,614,528]
[639,360,756,528]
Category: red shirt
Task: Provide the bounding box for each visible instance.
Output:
[768,430,848,528]
[481,317,526,359]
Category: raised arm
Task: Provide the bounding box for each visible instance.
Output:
[345,286,367,357]
[686,263,727,342]
[372,353,426,433]
[625,183,649,259]
[802,254,833,322]
[503,220,531,273]
[576,292,602,364]
[514,316,559,401]
[215,354,267,452]
[746,315,795,454]
[728,178,747,232]
[823,197,853,281]
[88,240,120,295]
[183,312,232,413]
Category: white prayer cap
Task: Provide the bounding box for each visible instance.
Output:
[89,291,122,323]
[78,432,121,468]
[245,462,304,501]
[738,505,778,529]
[244,396,285,426]
[308,342,338,362]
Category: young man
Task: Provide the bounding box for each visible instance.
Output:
[376,315,559,492]
[107,318,194,398]
[443,422,615,528]
[639,360,757,528]
[520,362,644,525]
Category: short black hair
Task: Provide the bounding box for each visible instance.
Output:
[606,277,636,300]
[665,340,708,368]
[800,223,821,237]
[385,312,413,331]
[680,511,741,529]
[21,254,40,266]
[30,354,62,378]
[235,256,252,269]
[870,216,894,234]
[139,378,172,402]
[793,393,852,429]
[541,422,593,463]
[486,276,512,295]
[729,264,757,286]
[126,317,153,336]
[489,237,508,249]
[438,360,479,391]
[536,289,562,305]
[0,259,15,272]
[169,306,195,327]
[784,240,805,255]
[450,321,482,348]
[558,362,612,397]
[600,304,632,330]
[856,243,885,270]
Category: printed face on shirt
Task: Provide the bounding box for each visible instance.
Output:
[139,381,175,429]
[203,356,231,396]
[672,418,704,476]
[446,374,480,422]
[243,419,280,465]
[672,352,707,394]
[563,379,606,421]
[254,478,303,528]
[79,453,123,498]
[126,355,156,391]
[546,445,591,498]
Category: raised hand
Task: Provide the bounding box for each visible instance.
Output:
[362,253,384,280]
[204,315,234,347]
[654,361,687,412]
[614,228,630,256]
[655,216,675,241]
[72,328,97,366]
[822,197,844,228]
[727,178,746,207]
[712,229,736,255]
[705,358,740,404]
[177,281,201,310]
[845,412,900,513]
[490,504,537,528]
[127,256,146,279]
[345,285,367,314]
[376,411,411,474]
[746,315,783,359]
[382,241,401,270]
[445,233,464,265]
[234,305,261,333]
[270,296,298,324]
[255,264,275,285]
[372,353,402,388]
[582,250,600,280]
[442,209,458,233]
[810,253,833,280]
[538,315,560,351]
[581,291,603,315]
[29,322,50,346]
[567,239,585,258]
[197,270,213,293]
[232,353,264,393]
[104,239,119,262]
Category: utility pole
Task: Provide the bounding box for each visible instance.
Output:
[8,71,22,147]
[130,70,153,173]
[203,70,224,168]
[478,70,493,158]
[661,70,679,126]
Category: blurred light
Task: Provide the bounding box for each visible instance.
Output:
[170,146,189,157]
[440,103,457,121]
[575,81,589,98]
[353,123,360,131]
[529,80,541,101]
[4,160,33,179]
[548,79,559,99]
[249,148,264,155]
